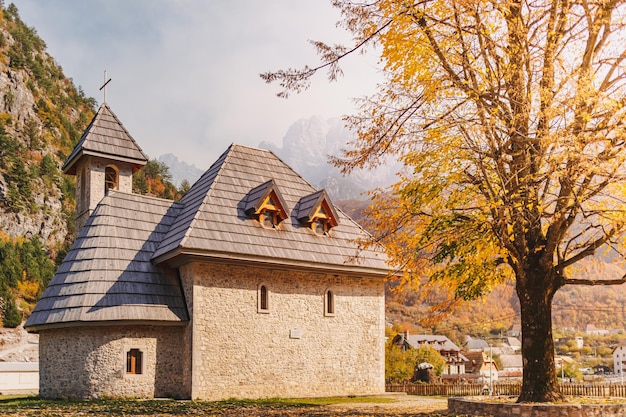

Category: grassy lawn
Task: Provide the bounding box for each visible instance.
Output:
[0,395,451,417]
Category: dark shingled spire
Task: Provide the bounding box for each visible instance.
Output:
[63,103,148,175]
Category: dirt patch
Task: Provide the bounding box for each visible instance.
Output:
[327,395,449,415]
[0,327,38,362]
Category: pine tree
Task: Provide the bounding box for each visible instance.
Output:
[2,292,22,328]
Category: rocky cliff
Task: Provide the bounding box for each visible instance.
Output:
[0,4,95,253]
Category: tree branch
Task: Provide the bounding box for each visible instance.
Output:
[260,18,393,98]
[562,275,626,286]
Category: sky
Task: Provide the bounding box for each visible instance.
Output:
[10,1,381,169]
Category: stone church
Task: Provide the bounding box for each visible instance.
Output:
[24,103,389,400]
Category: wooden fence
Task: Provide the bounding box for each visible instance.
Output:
[386,382,626,397]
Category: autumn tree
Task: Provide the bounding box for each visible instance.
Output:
[263,0,626,402]
[132,159,183,201]
[385,340,446,383]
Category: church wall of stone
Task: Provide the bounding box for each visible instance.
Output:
[179,263,195,398]
[181,262,386,401]
[38,325,187,399]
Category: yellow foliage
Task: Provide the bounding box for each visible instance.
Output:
[0,112,12,126]
[17,280,40,303]
[0,230,11,242]
[266,0,626,401]
[318,0,626,324]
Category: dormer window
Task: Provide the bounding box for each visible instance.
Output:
[295,190,339,236]
[243,179,289,229]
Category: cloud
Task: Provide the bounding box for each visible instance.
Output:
[11,0,381,168]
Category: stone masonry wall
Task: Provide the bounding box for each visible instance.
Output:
[179,262,386,400]
[448,397,626,417]
[39,325,187,399]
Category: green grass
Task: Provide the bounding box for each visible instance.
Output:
[0,395,400,416]
[217,395,397,406]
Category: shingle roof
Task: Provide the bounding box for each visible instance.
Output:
[465,337,490,351]
[406,334,463,353]
[26,143,390,331]
[464,351,499,372]
[499,354,523,369]
[63,103,148,175]
[152,144,389,275]
[25,192,188,331]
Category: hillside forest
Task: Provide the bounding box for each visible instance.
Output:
[0,4,188,327]
[0,3,625,350]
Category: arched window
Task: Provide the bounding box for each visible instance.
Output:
[126,348,143,374]
[325,289,335,316]
[258,284,269,313]
[105,165,118,194]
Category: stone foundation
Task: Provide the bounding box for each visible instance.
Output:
[448,396,626,417]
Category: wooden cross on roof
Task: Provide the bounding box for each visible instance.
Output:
[99,70,112,104]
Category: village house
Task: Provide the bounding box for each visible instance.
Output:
[506,323,521,338]
[504,336,521,352]
[392,332,468,377]
[24,103,390,400]
[464,336,489,352]
[464,350,499,384]
[498,354,523,380]
[613,342,626,377]
[585,324,609,336]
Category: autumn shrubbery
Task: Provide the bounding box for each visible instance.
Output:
[385,339,446,384]
[0,233,55,327]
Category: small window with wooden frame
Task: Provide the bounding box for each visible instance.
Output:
[258,283,270,313]
[324,289,335,317]
[126,348,143,375]
[296,190,339,236]
[311,204,334,235]
[259,195,284,229]
[243,180,289,229]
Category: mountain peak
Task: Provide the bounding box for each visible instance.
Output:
[157,153,204,187]
[259,116,399,200]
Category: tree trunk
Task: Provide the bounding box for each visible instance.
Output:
[516,263,563,403]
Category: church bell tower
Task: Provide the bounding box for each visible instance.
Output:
[62,103,148,234]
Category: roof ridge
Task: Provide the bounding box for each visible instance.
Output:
[167,144,237,249]
[101,103,149,160]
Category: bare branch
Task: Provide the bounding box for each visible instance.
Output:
[563,275,626,286]
[260,18,393,98]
